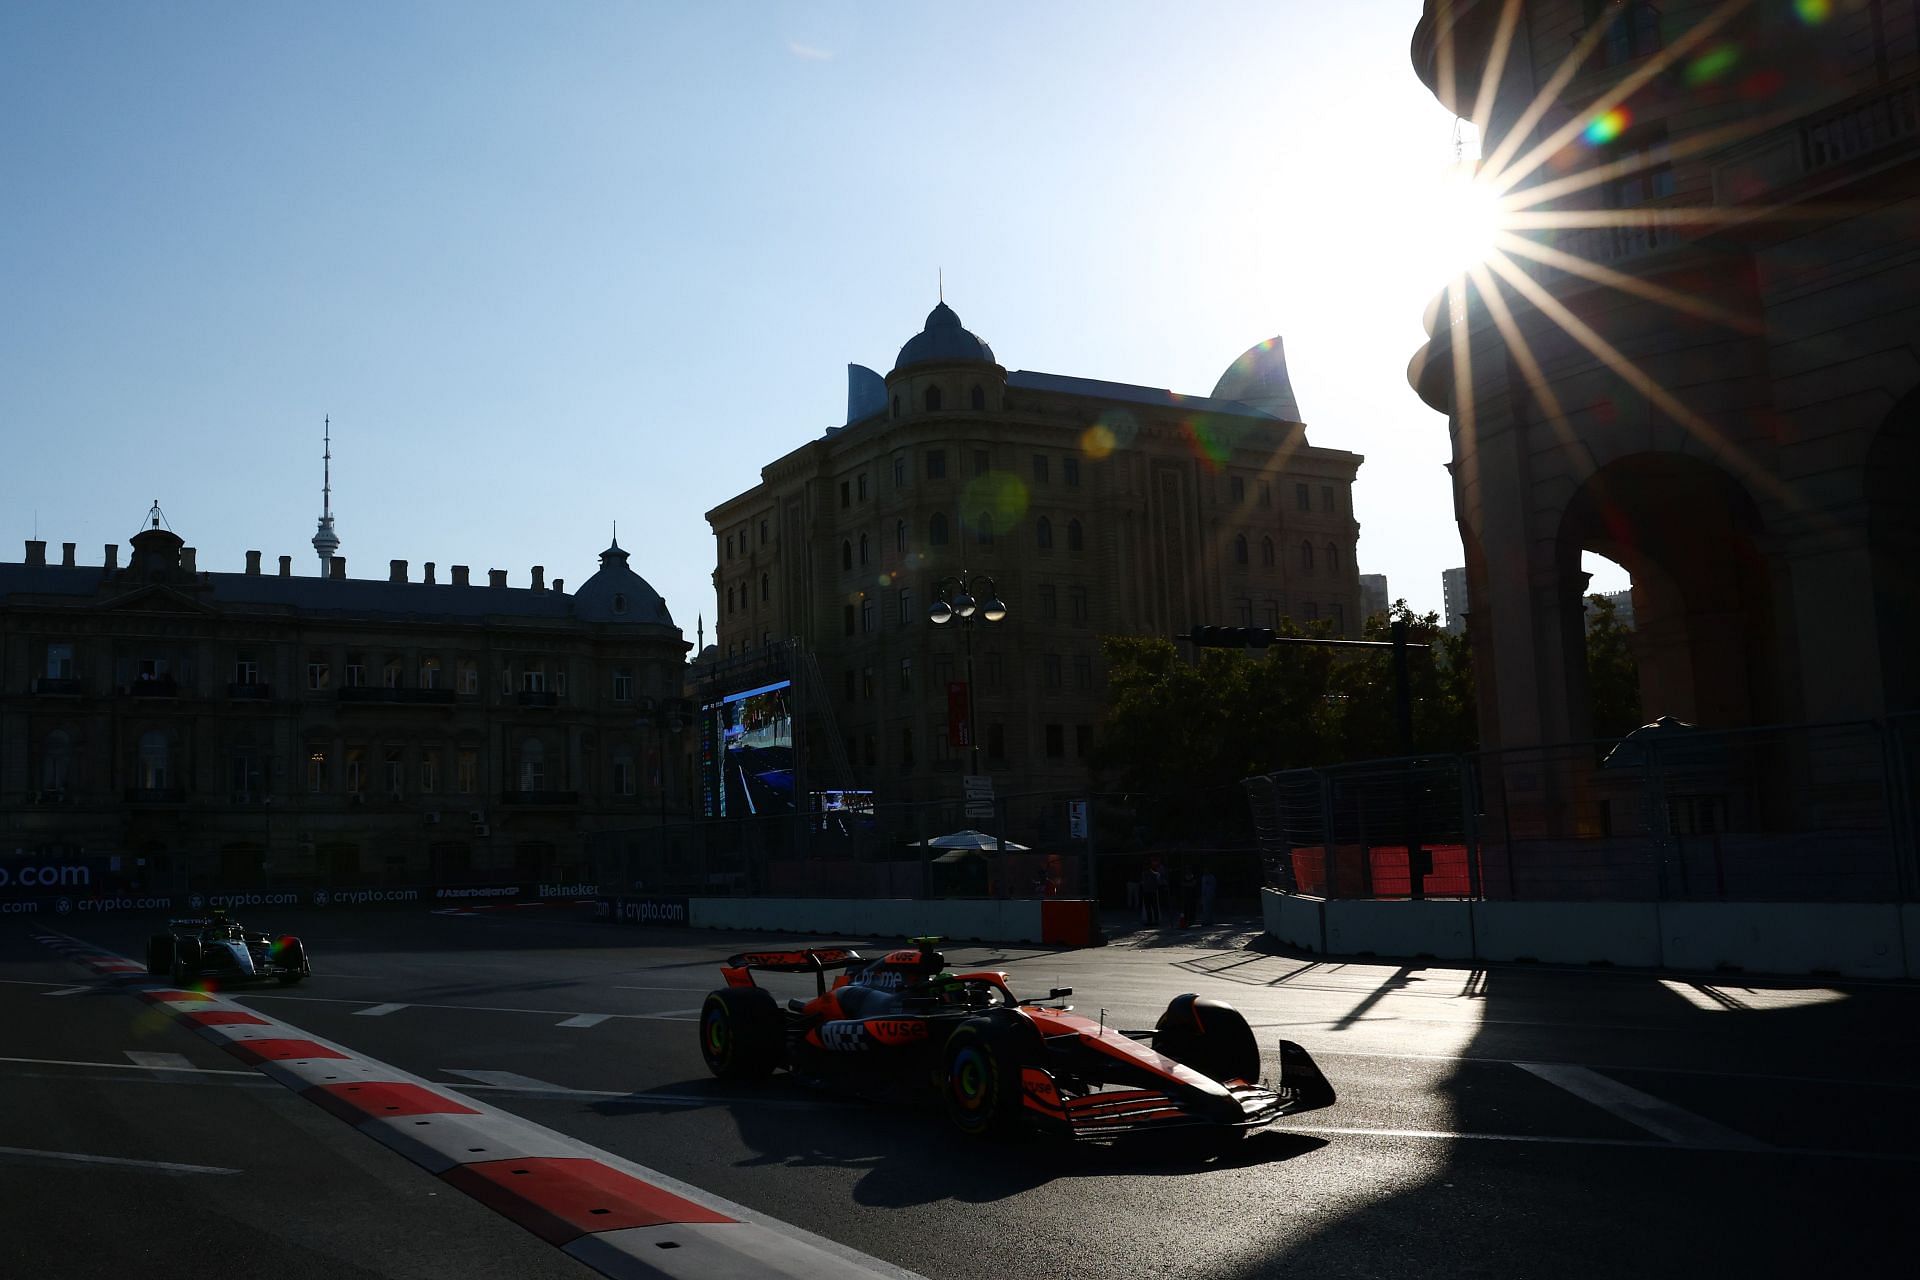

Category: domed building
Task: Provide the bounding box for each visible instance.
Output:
[706,301,1365,821]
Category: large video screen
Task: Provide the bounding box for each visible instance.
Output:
[702,679,795,818]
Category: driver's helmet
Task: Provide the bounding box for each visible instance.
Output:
[930,971,967,1005]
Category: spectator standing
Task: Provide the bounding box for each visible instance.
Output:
[1179,864,1198,927]
[1199,866,1218,926]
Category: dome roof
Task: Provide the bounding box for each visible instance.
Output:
[893,302,996,371]
[569,540,675,627]
[1212,335,1303,422]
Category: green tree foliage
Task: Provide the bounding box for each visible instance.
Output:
[1584,594,1642,739]
[1092,603,1479,829]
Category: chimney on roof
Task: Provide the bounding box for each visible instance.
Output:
[452,565,470,587]
[330,557,347,580]
[105,544,119,571]
[488,569,507,588]
[25,540,45,566]
[531,566,545,591]
[181,547,197,574]
[62,542,75,567]
[553,578,564,594]
[424,562,436,584]
[390,559,407,583]
[278,555,291,577]
[246,550,261,575]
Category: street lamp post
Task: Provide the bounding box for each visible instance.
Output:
[928,572,1009,777]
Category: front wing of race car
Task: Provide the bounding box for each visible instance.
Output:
[1018,1037,1335,1140]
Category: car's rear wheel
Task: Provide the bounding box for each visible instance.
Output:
[170,936,203,988]
[699,988,783,1081]
[1152,994,1261,1086]
[146,934,175,976]
[942,1013,1039,1138]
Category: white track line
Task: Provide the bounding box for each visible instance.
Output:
[124,1052,196,1070]
[0,1145,240,1175]
[442,1068,574,1091]
[0,1054,256,1077]
[353,1002,409,1017]
[1312,1047,1920,1091]
[1516,1062,1771,1150]
[1291,1125,1919,1165]
[557,1013,609,1028]
[40,985,91,997]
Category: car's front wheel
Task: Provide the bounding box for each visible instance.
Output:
[942,1014,1038,1138]
[273,938,310,985]
[1151,994,1261,1086]
[169,936,203,988]
[699,988,784,1081]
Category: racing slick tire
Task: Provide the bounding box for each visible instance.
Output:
[942,1013,1040,1139]
[273,938,310,985]
[170,936,203,988]
[1152,994,1261,1087]
[699,987,784,1081]
[146,933,175,976]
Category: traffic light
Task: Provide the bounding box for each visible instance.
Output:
[1187,626,1276,649]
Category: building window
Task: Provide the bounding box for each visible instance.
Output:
[858,533,869,566]
[456,749,477,794]
[1587,0,1662,66]
[1234,534,1249,565]
[1040,584,1058,620]
[518,740,545,792]
[1067,519,1084,552]
[840,480,851,509]
[861,598,874,632]
[420,656,442,689]
[1301,541,1315,573]
[843,603,856,635]
[842,541,853,571]
[1063,456,1080,487]
[972,449,989,477]
[1045,723,1065,758]
[522,667,546,693]
[46,642,74,679]
[384,748,404,796]
[970,384,985,410]
[344,656,366,688]
[421,749,439,794]
[929,512,949,545]
[926,449,946,479]
[613,670,633,702]
[898,587,913,625]
[1259,480,1271,508]
[1074,653,1093,690]
[1033,455,1050,484]
[925,385,943,412]
[613,754,635,797]
[1322,485,1336,513]
[302,652,328,690]
[1331,602,1346,633]
[43,730,73,792]
[459,659,479,695]
[345,746,365,795]
[1069,586,1087,624]
[892,394,900,418]
[760,573,769,603]
[1327,543,1340,573]
[895,519,907,555]
[232,651,259,685]
[899,656,913,692]
[975,512,994,545]
[857,474,868,501]
[894,455,907,487]
[383,657,402,689]
[1296,483,1310,511]
[307,748,327,793]
[1043,654,1063,689]
[760,518,769,545]
[725,534,734,560]
[1036,517,1053,551]
[1230,475,1244,503]
[863,666,875,700]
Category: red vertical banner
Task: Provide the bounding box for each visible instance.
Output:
[947,681,971,748]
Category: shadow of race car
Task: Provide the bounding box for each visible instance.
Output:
[698,937,1334,1140]
[146,908,311,987]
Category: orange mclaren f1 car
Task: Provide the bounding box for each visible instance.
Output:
[697,937,1335,1139]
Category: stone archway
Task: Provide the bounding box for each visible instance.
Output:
[1558,453,1780,735]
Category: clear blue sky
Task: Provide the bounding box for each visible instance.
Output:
[1,1,1615,629]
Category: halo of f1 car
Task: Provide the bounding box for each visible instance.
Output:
[145,908,312,987]
[698,937,1334,1140]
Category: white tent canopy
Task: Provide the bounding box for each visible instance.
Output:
[909,829,1031,852]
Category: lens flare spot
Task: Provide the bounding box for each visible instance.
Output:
[962,471,1029,534]
[1684,43,1740,86]
[1179,417,1234,473]
[1793,0,1832,23]
[1080,424,1116,459]
[1583,108,1630,146]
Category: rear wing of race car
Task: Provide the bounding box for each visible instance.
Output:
[722,948,864,995]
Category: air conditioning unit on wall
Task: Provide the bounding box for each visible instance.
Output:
[472,824,491,838]
[468,809,486,823]
[425,811,441,824]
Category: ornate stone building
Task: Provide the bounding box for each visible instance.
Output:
[1409,1,1920,757]
[0,516,688,896]
[708,303,1365,807]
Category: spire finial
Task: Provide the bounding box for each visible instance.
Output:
[938,267,943,304]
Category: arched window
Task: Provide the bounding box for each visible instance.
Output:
[1301,541,1315,573]
[970,384,985,410]
[759,572,768,603]
[1067,519,1084,551]
[895,519,907,554]
[1036,517,1053,550]
[976,512,994,545]
[1261,536,1275,567]
[841,541,853,571]
[1233,534,1249,565]
[41,730,71,791]
[858,533,869,566]
[929,512,949,546]
[891,394,900,419]
[138,730,168,791]
[925,385,943,412]
[1326,543,1339,573]
[518,739,546,793]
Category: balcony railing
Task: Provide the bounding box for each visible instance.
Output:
[125,677,179,698]
[126,787,187,804]
[338,686,457,705]
[1714,77,1920,205]
[516,690,560,708]
[502,790,580,806]
[227,682,273,700]
[32,677,82,695]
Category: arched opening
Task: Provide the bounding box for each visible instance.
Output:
[1036,517,1053,550]
[1068,519,1084,552]
[929,512,949,546]
[137,730,169,791]
[1233,533,1249,565]
[1558,452,1778,735]
[970,384,985,410]
[925,385,943,412]
[1867,386,1920,712]
[841,540,853,571]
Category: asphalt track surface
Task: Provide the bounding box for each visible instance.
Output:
[5,908,1916,1278]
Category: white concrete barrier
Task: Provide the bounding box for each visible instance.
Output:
[687,897,1045,944]
[1261,889,1324,953]
[1322,898,1475,961]
[1473,902,1662,968]
[1657,902,1905,979]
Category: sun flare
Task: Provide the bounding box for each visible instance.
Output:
[1429,162,1507,277]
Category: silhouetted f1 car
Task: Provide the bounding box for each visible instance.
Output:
[146,909,311,987]
[698,938,1334,1139]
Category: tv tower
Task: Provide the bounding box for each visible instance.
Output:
[312,416,341,575]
